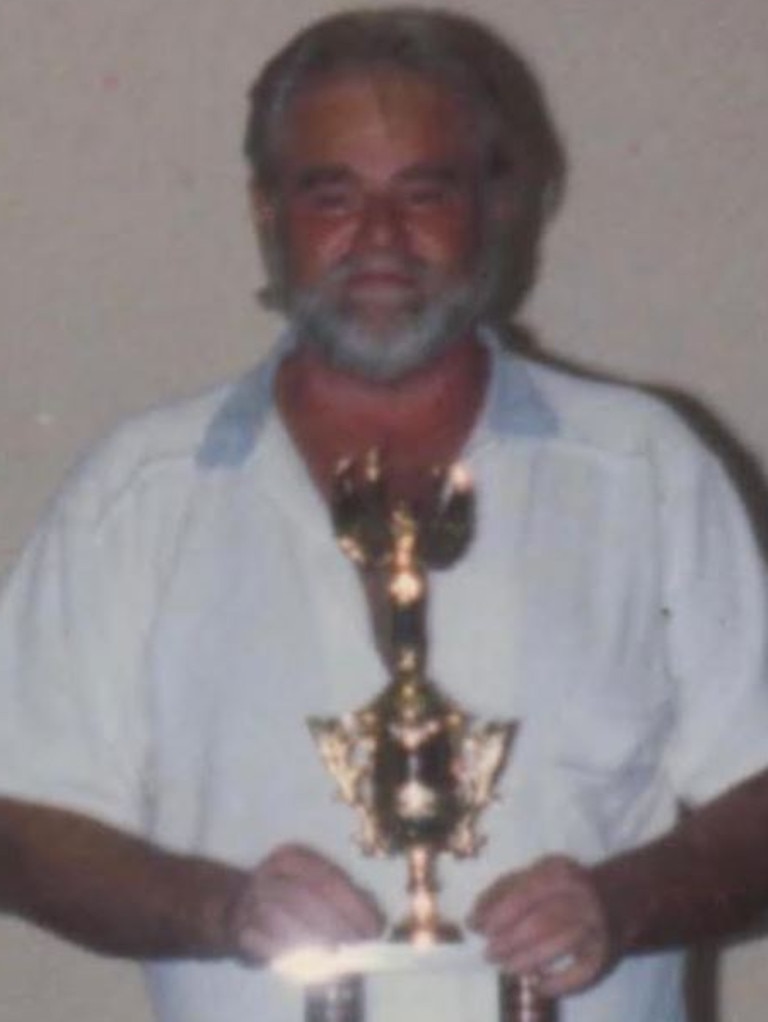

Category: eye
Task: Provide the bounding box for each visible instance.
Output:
[397,174,468,211]
[404,185,450,207]
[300,182,359,216]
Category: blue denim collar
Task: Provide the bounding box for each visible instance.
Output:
[196,326,558,470]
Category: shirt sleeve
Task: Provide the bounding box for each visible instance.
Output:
[661,436,768,804]
[0,455,154,834]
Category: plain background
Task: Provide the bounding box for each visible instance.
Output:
[1,0,767,1018]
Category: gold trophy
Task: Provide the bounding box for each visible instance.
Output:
[304,452,549,1022]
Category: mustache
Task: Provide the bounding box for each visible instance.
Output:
[316,254,432,288]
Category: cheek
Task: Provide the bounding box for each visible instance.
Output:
[408,212,481,272]
[282,212,358,285]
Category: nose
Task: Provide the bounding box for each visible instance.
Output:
[353,191,408,253]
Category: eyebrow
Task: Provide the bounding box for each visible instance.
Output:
[395,162,470,185]
[290,166,355,191]
[287,159,473,193]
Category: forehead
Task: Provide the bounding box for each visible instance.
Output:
[277,68,479,178]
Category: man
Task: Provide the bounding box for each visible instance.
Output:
[1,8,768,1022]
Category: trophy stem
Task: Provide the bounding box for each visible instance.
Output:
[390,845,462,945]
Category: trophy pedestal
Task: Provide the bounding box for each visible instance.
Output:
[275,942,553,1022]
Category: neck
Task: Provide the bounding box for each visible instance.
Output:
[275,335,489,503]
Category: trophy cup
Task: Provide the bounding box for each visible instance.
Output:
[304,451,550,1022]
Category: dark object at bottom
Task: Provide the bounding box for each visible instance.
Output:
[499,975,555,1022]
[306,976,364,1022]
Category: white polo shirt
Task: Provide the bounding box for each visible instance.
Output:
[1,331,768,1022]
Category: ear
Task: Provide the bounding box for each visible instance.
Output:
[486,171,522,230]
[250,185,277,232]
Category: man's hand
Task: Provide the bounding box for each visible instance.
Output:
[468,855,614,997]
[230,844,386,965]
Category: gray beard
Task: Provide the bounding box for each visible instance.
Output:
[291,281,483,382]
[275,247,503,382]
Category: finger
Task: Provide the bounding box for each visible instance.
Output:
[470,874,551,936]
[487,885,605,954]
[263,845,385,938]
[262,844,347,883]
[237,924,277,965]
[490,915,586,973]
[499,920,609,999]
[469,870,516,921]
[332,885,385,938]
[236,877,349,963]
[294,865,384,939]
[470,857,589,935]
[468,871,524,931]
[264,875,354,944]
[537,942,607,998]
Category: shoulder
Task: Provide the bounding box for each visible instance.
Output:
[511,355,702,464]
[51,360,273,529]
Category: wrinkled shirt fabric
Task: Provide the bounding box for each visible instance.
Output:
[1,331,768,1022]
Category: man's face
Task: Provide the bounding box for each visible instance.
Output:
[260,69,498,380]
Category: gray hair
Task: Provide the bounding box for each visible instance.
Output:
[244,6,567,315]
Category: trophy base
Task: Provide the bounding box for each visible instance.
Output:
[276,941,494,1022]
[275,943,553,1022]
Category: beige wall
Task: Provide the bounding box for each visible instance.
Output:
[1,1,767,1018]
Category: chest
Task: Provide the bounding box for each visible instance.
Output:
[147,438,670,777]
